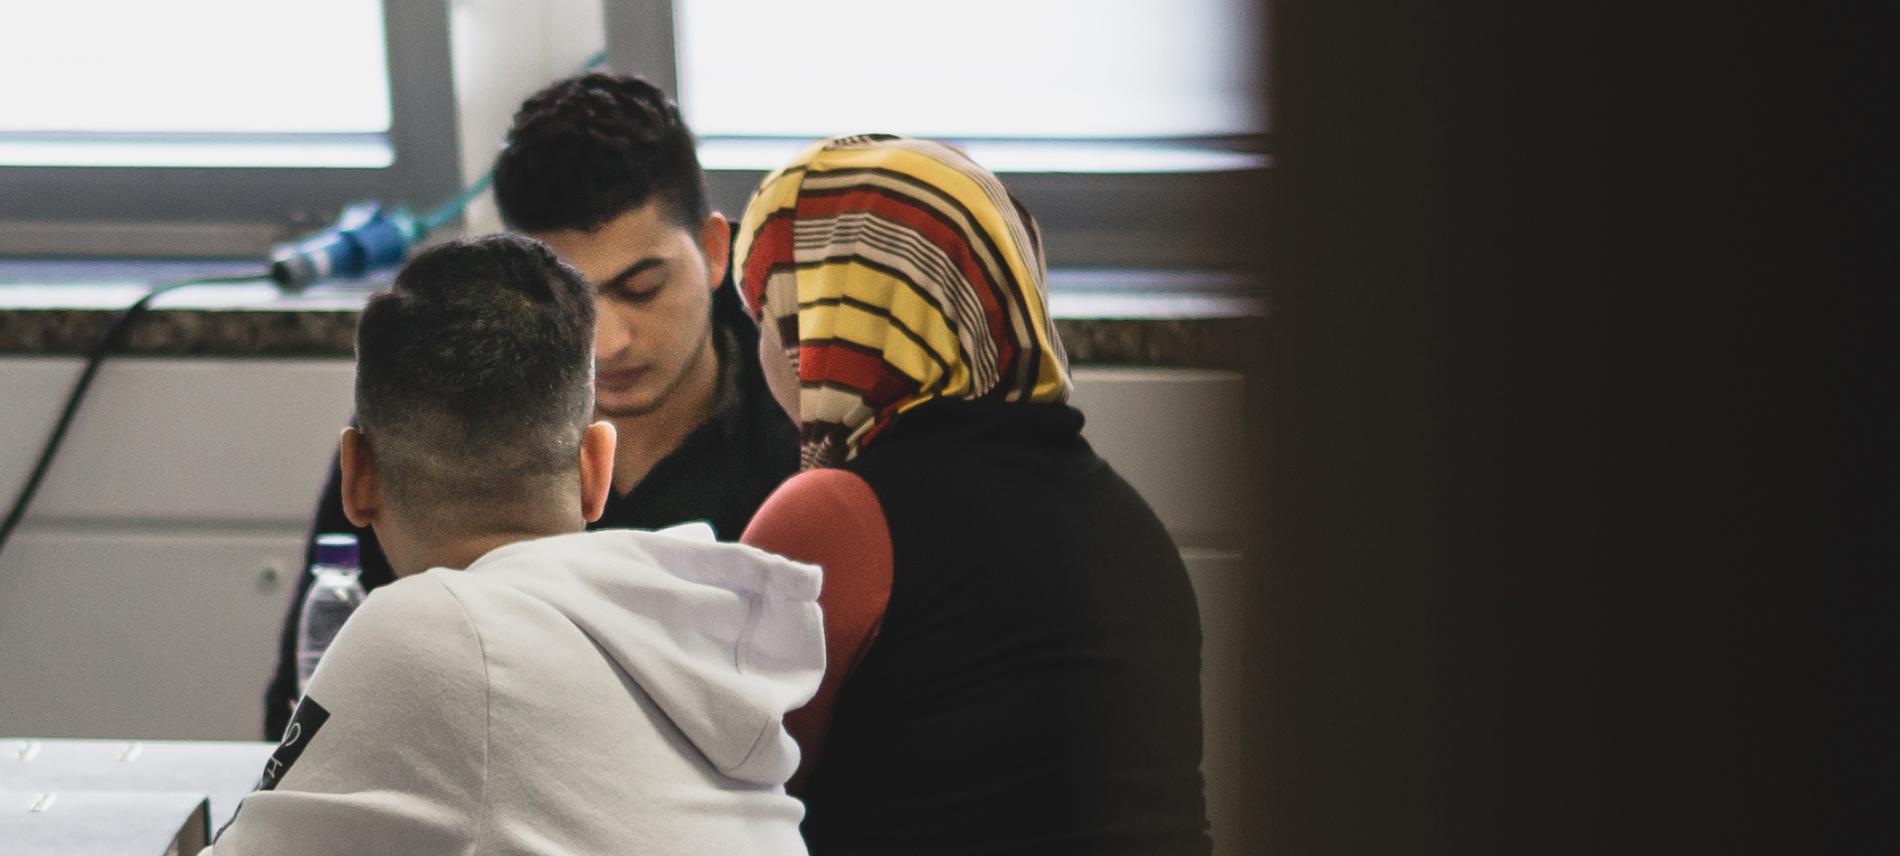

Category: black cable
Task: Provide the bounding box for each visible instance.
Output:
[0,271,267,559]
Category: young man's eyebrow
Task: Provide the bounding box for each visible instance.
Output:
[595,257,668,295]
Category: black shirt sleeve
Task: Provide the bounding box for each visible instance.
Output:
[262,446,399,739]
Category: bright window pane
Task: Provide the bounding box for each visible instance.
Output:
[0,0,391,136]
[676,0,1265,139]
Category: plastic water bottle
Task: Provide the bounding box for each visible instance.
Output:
[296,533,367,696]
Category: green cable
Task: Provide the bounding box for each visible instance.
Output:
[419,170,493,231]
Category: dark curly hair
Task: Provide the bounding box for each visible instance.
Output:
[355,234,596,519]
[492,72,710,234]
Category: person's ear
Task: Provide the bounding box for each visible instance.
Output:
[338,427,381,528]
[579,421,617,523]
[699,211,731,293]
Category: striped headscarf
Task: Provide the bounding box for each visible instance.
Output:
[734,134,1072,469]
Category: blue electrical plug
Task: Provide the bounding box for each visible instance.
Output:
[269,202,423,289]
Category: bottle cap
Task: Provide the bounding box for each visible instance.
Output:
[314,533,360,568]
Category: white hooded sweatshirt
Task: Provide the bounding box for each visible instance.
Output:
[206,524,824,855]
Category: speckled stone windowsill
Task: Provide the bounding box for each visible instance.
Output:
[0,264,1267,368]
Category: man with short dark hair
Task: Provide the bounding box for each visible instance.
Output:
[208,235,822,855]
[264,73,799,736]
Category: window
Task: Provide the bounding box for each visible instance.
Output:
[0,0,393,168]
[673,0,1264,141]
[0,0,460,257]
[609,0,1270,270]
[1,0,1265,267]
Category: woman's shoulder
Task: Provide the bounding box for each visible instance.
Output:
[743,468,893,577]
[750,469,884,538]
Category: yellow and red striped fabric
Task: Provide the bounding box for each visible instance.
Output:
[735,134,1072,469]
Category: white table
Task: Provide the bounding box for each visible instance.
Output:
[0,738,276,852]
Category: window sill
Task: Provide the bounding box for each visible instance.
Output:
[0,261,1264,367]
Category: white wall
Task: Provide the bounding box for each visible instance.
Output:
[0,358,353,740]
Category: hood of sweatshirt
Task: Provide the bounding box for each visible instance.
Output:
[459,523,824,787]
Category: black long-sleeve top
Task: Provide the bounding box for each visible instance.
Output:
[798,399,1213,855]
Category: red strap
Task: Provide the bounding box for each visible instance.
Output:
[741,467,893,794]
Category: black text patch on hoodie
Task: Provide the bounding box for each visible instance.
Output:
[217,696,332,843]
[257,696,330,792]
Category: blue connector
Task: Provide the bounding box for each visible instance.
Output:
[269,202,423,289]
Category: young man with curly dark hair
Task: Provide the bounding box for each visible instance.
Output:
[262,73,799,738]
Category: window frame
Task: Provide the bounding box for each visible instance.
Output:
[605,0,1270,271]
[0,0,462,259]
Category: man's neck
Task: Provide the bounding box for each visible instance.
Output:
[389,525,575,578]
[608,334,723,495]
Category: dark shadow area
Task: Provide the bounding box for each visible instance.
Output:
[1251,0,1893,851]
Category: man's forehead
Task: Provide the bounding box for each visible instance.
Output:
[526,203,689,282]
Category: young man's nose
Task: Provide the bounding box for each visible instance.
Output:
[594,307,638,358]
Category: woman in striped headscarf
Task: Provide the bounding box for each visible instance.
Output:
[737,135,1211,855]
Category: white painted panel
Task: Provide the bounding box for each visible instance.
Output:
[1070,367,1248,543]
[0,357,355,527]
[1186,549,1259,856]
[0,357,84,509]
[0,529,304,741]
